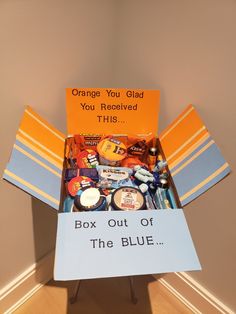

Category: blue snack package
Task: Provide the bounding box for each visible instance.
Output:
[64,168,78,182]
[79,168,99,182]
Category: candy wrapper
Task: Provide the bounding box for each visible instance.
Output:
[96,165,133,189]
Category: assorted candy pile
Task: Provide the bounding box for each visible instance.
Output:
[63,134,178,212]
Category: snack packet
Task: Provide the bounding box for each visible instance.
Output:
[96,165,133,189]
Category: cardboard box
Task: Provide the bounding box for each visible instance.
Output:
[3,88,230,280]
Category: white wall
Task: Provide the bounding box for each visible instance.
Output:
[0,0,236,311]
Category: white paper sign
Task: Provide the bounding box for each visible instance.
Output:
[54,209,201,280]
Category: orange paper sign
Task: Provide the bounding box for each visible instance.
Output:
[66,88,160,135]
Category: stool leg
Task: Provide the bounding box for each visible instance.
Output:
[128,277,138,304]
[70,280,81,304]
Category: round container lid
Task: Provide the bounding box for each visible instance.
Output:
[111,186,146,211]
[80,187,100,207]
[74,187,106,211]
[97,138,127,162]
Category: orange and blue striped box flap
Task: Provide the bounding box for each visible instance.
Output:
[160,105,230,206]
[3,106,66,210]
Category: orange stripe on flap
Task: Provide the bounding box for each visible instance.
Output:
[25,108,65,141]
[160,105,194,140]
[168,132,210,170]
[18,129,64,163]
[160,105,207,164]
[167,127,207,164]
[19,106,65,161]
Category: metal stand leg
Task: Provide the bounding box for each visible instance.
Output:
[70,280,81,304]
[70,278,137,305]
[128,277,138,304]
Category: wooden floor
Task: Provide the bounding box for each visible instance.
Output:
[15,275,193,314]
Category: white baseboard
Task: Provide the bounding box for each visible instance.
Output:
[155,272,234,314]
[0,253,234,314]
[0,250,54,314]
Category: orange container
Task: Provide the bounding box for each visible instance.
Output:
[97,138,127,166]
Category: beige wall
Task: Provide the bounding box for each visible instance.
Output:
[113,0,236,310]
[0,0,236,311]
[0,0,115,289]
